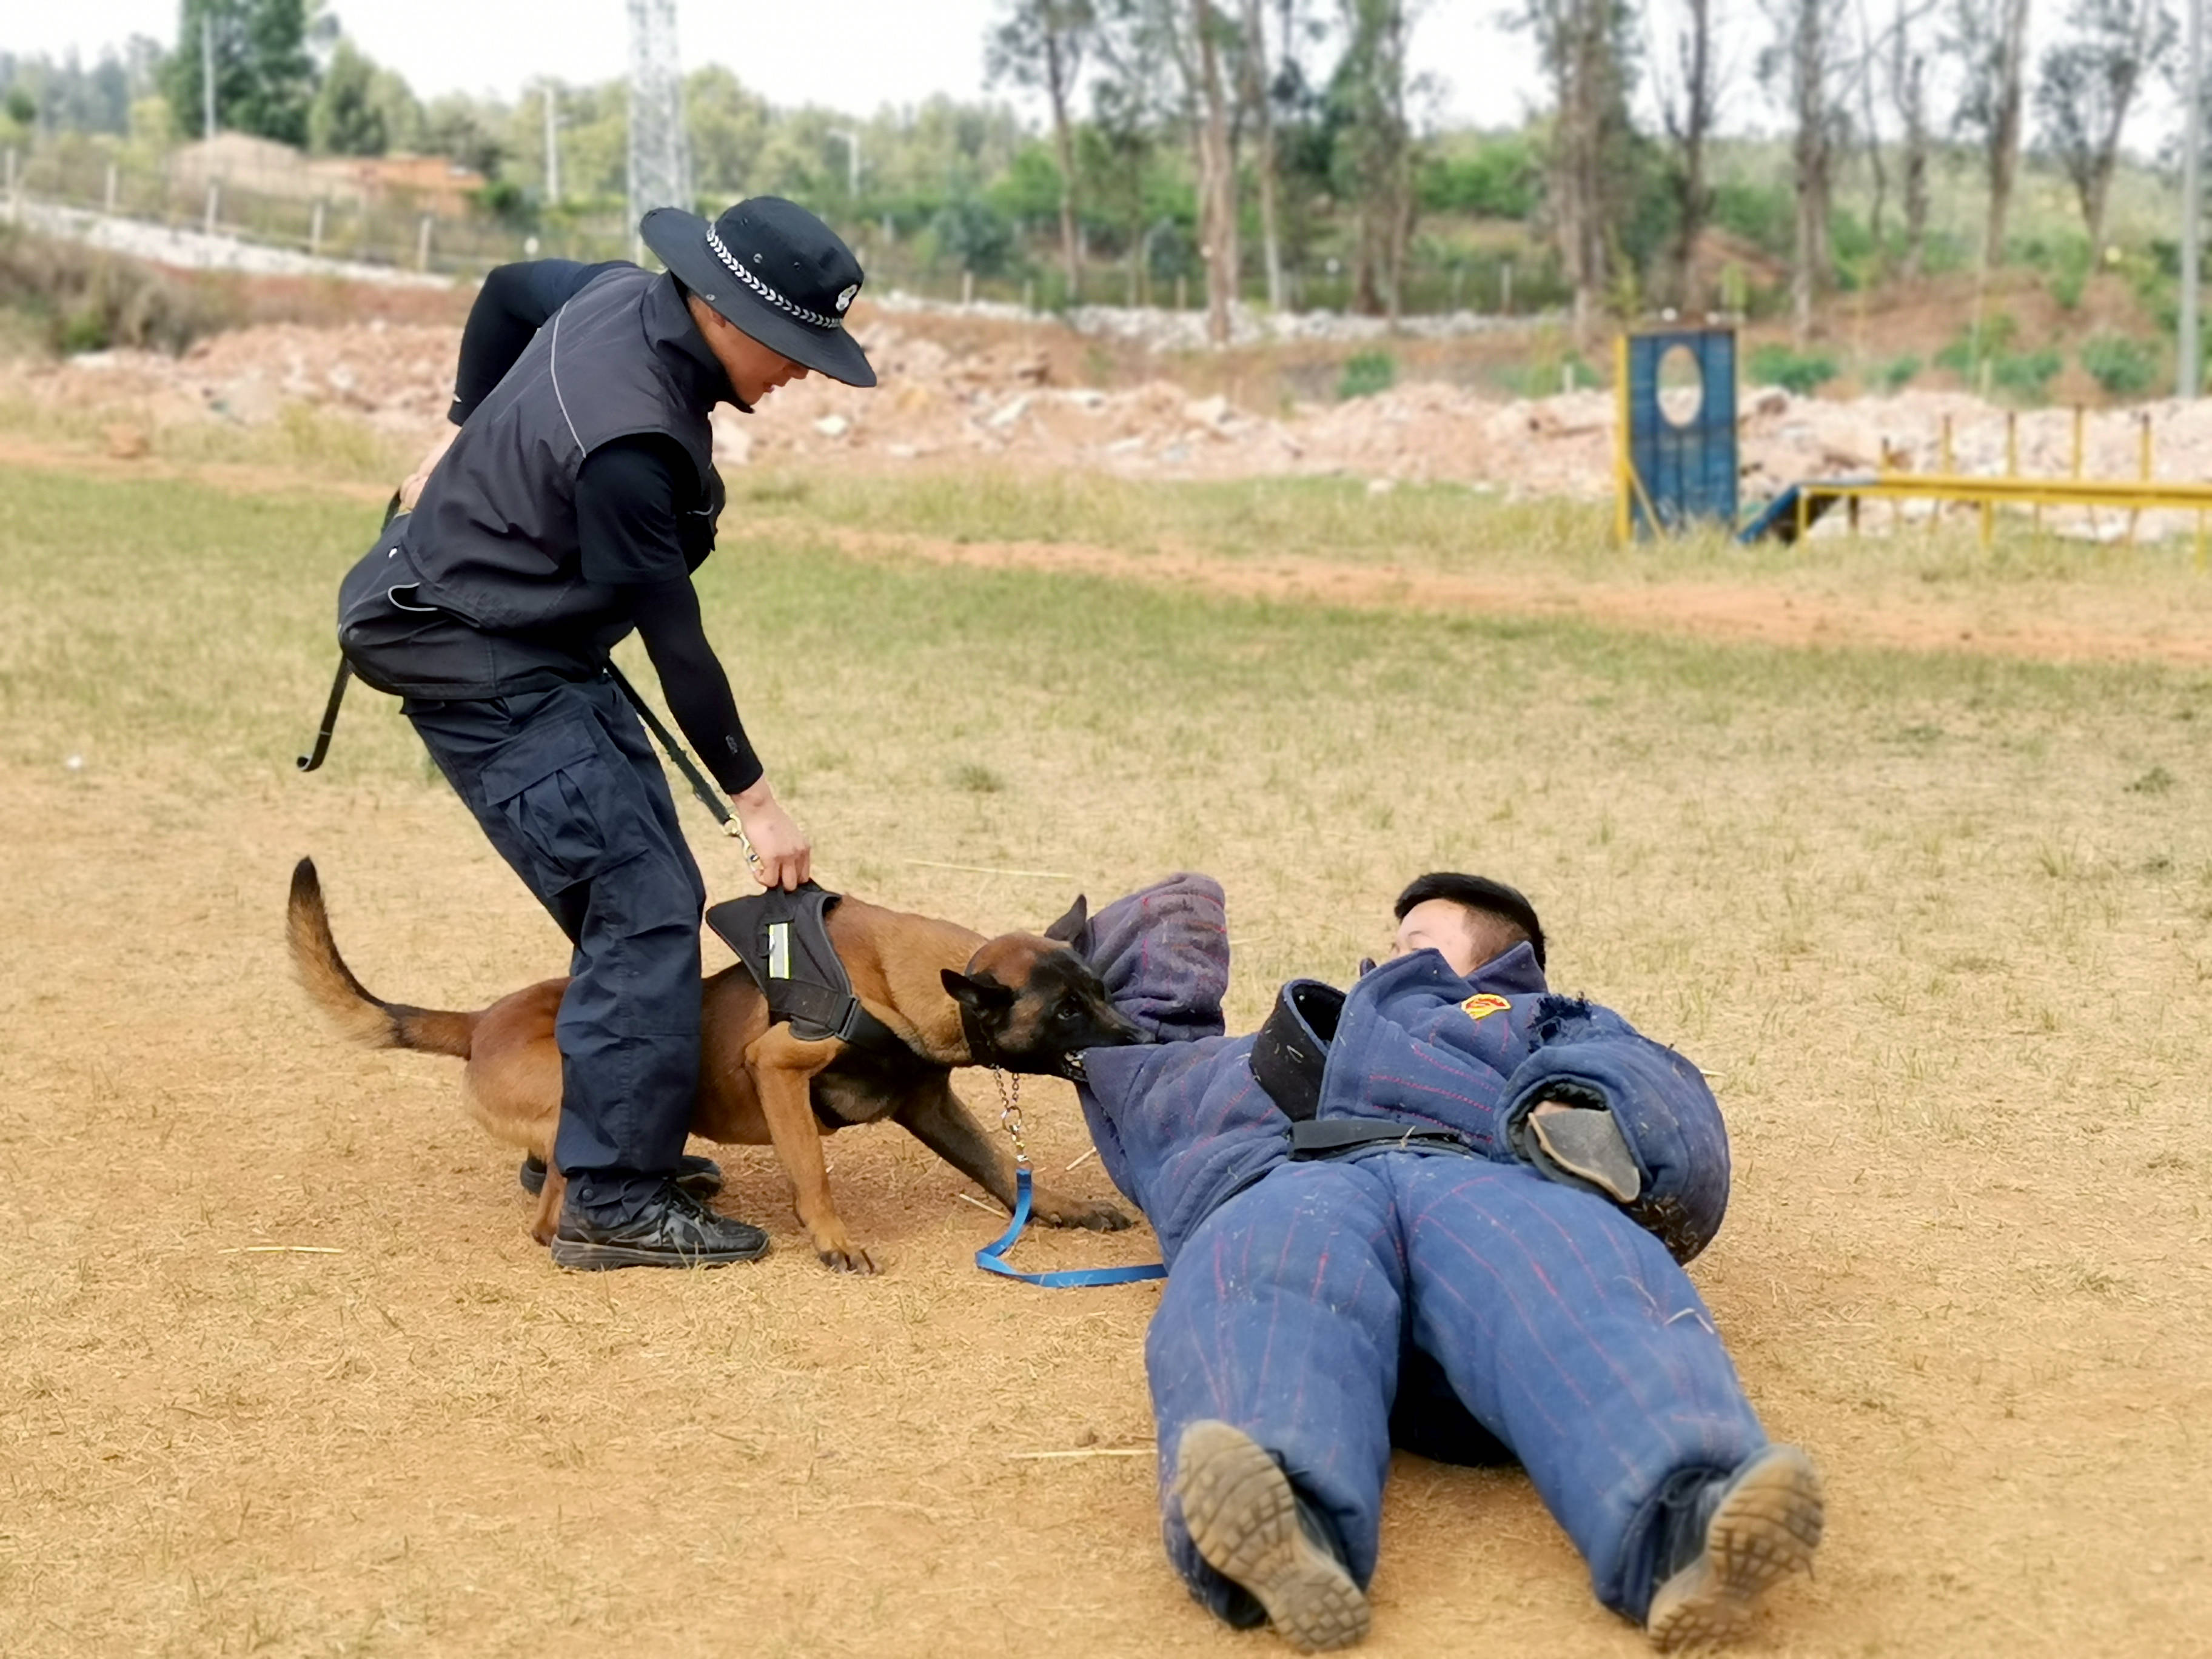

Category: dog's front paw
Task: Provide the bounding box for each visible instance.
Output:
[814,1236,880,1274]
[1031,1188,1134,1232]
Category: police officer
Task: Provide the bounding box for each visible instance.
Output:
[337,198,874,1269]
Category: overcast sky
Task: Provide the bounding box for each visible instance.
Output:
[8,1,2182,152]
[19,1,1545,129]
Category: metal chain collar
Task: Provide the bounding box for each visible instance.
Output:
[991,1068,1028,1168]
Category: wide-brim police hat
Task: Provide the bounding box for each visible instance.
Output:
[640,196,876,387]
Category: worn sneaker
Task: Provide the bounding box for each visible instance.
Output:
[549,1180,771,1270]
[1646,1444,1824,1651]
[1174,1420,1370,1652]
[520,1153,723,1199]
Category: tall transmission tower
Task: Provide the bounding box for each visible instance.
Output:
[626,0,692,247]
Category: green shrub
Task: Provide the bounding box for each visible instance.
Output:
[0,226,250,355]
[1934,312,2021,378]
[1746,343,1839,395]
[2031,237,2096,310]
[1338,350,1398,400]
[1991,348,2062,401]
[1873,354,1922,393]
[2080,333,2159,397]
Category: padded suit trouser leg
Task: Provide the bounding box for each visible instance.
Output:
[403,675,707,1194]
[1389,1156,1768,1619]
[1147,1153,1769,1627]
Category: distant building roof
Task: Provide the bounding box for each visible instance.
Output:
[169,135,485,218]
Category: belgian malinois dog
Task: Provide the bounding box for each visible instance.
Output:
[287,859,1141,1271]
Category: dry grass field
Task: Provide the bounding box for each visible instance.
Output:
[3,452,2210,1658]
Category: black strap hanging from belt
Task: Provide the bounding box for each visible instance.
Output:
[295,659,352,773]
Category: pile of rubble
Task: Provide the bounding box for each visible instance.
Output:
[874,288,1540,352]
[19,318,458,434]
[15,312,2212,535]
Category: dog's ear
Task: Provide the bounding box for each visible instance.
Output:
[1042,894,1090,946]
[942,969,1017,1011]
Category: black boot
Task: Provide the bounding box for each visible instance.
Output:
[549,1178,771,1270]
[1645,1444,1824,1651]
[1173,1419,1370,1652]
[520,1153,723,1199]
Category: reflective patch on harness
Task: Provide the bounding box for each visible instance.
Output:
[1461,993,1511,1022]
[768,921,791,979]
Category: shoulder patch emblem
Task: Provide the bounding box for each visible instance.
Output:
[1460,993,1512,1022]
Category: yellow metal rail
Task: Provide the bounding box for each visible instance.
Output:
[1773,472,2212,558]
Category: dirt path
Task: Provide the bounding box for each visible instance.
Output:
[754,516,2212,669]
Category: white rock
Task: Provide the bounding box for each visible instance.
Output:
[813,414,850,437]
[986,395,1031,429]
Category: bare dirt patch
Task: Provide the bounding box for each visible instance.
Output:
[6,458,2212,1659]
[766,515,2212,668]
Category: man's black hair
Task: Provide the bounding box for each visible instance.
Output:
[1393,872,1546,971]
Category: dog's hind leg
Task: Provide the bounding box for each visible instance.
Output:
[894,1078,1132,1233]
[744,1024,874,1273]
[530,1163,566,1247]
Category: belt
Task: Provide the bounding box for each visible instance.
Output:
[1289,1118,1469,1159]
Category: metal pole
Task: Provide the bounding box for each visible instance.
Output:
[543,82,560,205]
[2184,0,2204,398]
[830,129,859,197]
[202,13,216,142]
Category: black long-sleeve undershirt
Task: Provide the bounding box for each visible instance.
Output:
[631,577,762,797]
[449,260,760,796]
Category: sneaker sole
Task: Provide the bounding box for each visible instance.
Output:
[1646,1446,1824,1651]
[1174,1420,1371,1652]
[548,1235,770,1271]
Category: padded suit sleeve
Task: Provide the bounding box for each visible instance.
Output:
[1499,998,1732,1264]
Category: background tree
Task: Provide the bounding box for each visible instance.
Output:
[1086,0,1178,303]
[1238,0,1285,309]
[1524,0,1634,344]
[1949,0,2033,269]
[1884,0,1936,278]
[1331,0,1416,320]
[307,37,384,154]
[1761,0,1849,340]
[987,1,1095,303]
[1191,0,1239,341]
[162,0,318,146]
[2037,0,2171,252]
[1649,0,1721,310]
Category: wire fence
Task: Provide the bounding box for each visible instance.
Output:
[1,139,1571,321]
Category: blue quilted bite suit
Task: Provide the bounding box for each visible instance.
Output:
[1071,876,1768,1628]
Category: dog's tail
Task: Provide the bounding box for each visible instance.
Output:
[287,857,477,1059]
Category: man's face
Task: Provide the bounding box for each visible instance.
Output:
[688,294,813,406]
[1390,899,1489,977]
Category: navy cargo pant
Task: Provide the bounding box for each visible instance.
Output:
[404,674,706,1220]
[1150,1150,1768,1627]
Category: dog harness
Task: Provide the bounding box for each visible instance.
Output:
[705,883,910,1056]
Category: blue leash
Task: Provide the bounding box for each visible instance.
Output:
[973,1070,1165,1289]
[975,1164,1167,1288]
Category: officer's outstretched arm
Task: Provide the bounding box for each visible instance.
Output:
[633,577,811,891]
